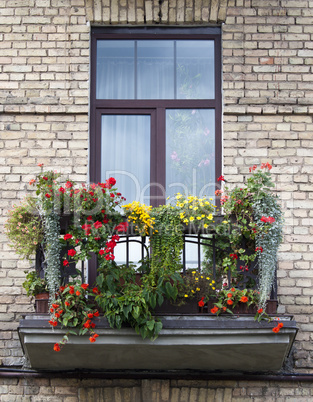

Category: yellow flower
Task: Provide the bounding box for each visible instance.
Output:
[176,193,182,199]
[189,217,194,221]
[192,271,196,275]
[212,280,215,284]
[191,290,195,293]
[206,277,210,280]
[223,220,228,224]
[212,287,215,290]
[184,294,188,298]
[196,287,200,291]
[196,216,201,220]
[203,224,208,228]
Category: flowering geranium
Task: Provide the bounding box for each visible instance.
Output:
[50,281,100,352]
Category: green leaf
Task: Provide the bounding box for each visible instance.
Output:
[146,320,155,331]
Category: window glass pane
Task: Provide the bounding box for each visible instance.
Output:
[97,41,135,99]
[166,109,215,200]
[137,41,174,99]
[176,40,214,99]
[101,115,150,204]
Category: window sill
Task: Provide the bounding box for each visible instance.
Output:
[18,314,297,372]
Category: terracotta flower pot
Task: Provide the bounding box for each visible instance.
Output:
[35,292,49,313]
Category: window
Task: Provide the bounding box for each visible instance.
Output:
[90,27,222,207]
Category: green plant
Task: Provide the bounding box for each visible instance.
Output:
[5,197,43,261]
[208,163,283,308]
[22,270,48,297]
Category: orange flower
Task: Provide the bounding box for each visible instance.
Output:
[210,306,219,314]
[53,343,61,352]
[89,336,96,343]
[240,296,248,303]
[278,323,284,329]
[257,308,263,314]
[227,299,233,305]
[76,290,81,296]
[231,287,235,292]
[81,283,89,290]
[227,293,232,298]
[272,326,280,333]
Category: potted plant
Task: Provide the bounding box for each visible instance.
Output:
[22,270,49,313]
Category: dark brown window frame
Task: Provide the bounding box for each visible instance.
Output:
[90,27,222,206]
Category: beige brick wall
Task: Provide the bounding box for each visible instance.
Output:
[0,377,312,401]
[0,0,312,386]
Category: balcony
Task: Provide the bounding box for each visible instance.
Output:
[18,228,298,373]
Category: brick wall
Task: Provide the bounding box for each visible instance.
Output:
[0,377,313,401]
[0,0,313,395]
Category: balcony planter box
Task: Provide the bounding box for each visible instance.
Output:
[153,298,200,315]
[18,314,298,372]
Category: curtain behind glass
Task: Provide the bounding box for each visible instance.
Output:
[166,109,215,201]
[101,115,150,204]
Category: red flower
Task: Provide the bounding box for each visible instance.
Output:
[52,303,59,309]
[65,181,73,188]
[69,286,74,295]
[227,299,233,305]
[59,286,65,292]
[93,310,99,317]
[68,249,76,257]
[59,187,65,193]
[89,336,96,343]
[231,287,235,292]
[38,163,44,167]
[42,176,48,181]
[50,308,54,313]
[91,322,96,328]
[278,322,284,329]
[257,308,263,314]
[65,301,70,307]
[249,165,257,172]
[108,177,116,186]
[99,249,105,255]
[260,216,275,224]
[272,326,280,333]
[198,297,205,307]
[227,293,233,298]
[115,222,129,233]
[220,195,229,205]
[261,162,272,170]
[49,320,58,327]
[217,175,225,182]
[63,259,69,266]
[55,312,60,318]
[210,306,219,314]
[105,254,115,261]
[255,247,263,253]
[240,296,248,303]
[230,253,238,260]
[81,283,89,290]
[53,343,61,352]
[45,193,51,198]
[76,290,80,296]
[87,216,93,221]
[64,233,73,241]
[93,221,102,229]
[83,320,91,329]
[93,287,100,295]
[112,235,120,242]
[87,313,94,319]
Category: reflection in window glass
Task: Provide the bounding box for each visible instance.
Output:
[176,41,214,99]
[166,109,215,200]
[101,115,150,204]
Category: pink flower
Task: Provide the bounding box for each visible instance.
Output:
[171,151,180,162]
